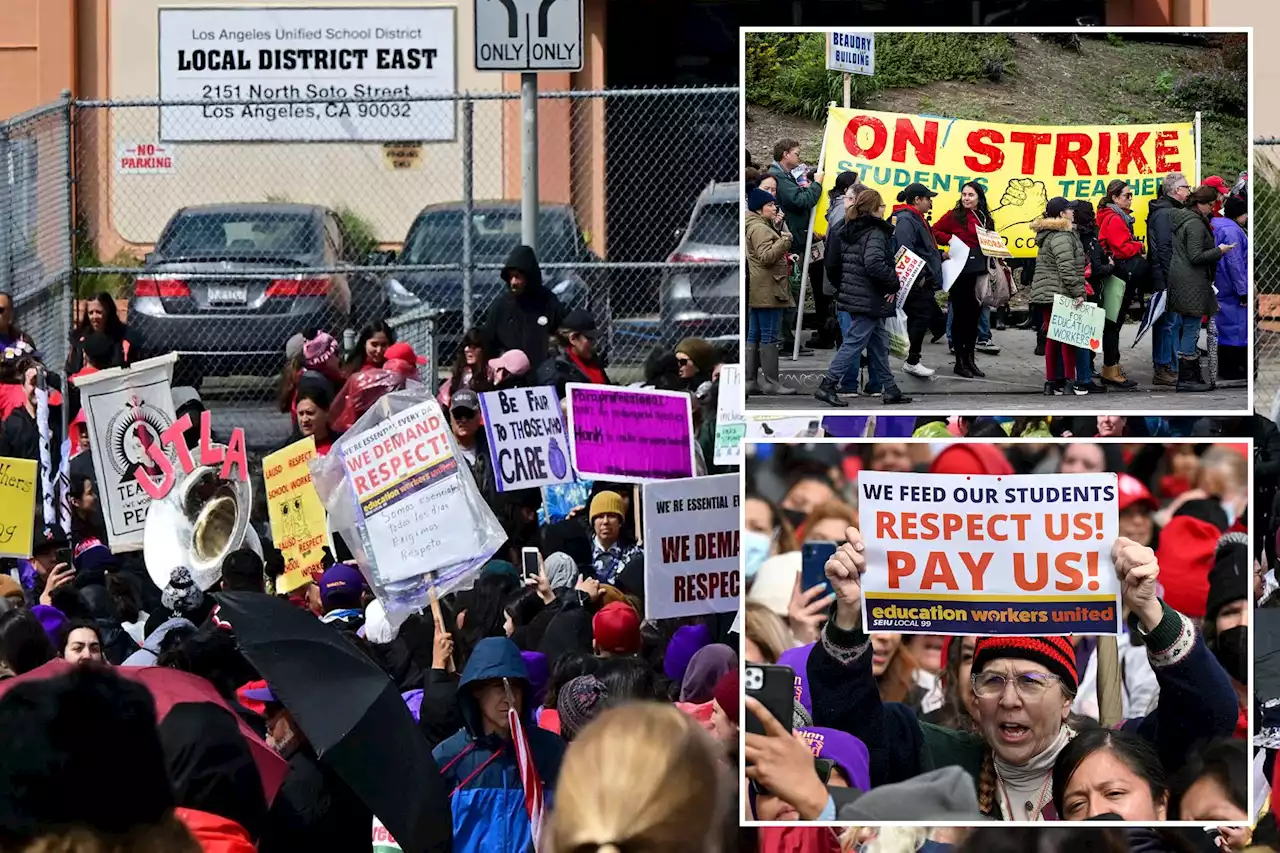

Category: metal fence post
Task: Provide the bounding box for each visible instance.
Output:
[521,73,539,252]
[0,121,11,296]
[61,91,74,521]
[461,95,474,333]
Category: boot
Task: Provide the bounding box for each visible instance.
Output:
[965,348,986,378]
[953,347,975,378]
[882,388,913,405]
[745,343,760,396]
[814,375,848,407]
[1153,365,1177,387]
[758,344,796,396]
[1193,355,1216,391]
[1176,356,1211,392]
[1100,364,1137,389]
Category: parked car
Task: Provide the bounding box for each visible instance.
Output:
[128,203,386,384]
[658,180,739,358]
[382,201,607,364]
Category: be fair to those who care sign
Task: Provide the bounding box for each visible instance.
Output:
[642,474,740,620]
[857,470,1120,636]
[478,386,574,493]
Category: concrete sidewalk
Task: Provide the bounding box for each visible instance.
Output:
[748,321,1249,412]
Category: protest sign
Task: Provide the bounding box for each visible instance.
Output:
[642,474,740,620]
[264,437,329,592]
[813,107,1196,257]
[73,353,179,551]
[1048,295,1105,352]
[976,227,1013,258]
[894,246,924,311]
[566,385,695,483]
[713,366,745,467]
[857,470,1120,635]
[940,235,969,292]
[339,399,497,588]
[0,456,37,558]
[478,386,574,493]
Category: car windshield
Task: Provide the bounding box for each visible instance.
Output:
[158,212,318,257]
[402,210,577,265]
[684,201,737,246]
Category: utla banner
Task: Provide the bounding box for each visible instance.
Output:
[713,365,745,467]
[1048,295,1105,352]
[263,437,329,592]
[72,353,179,552]
[566,385,695,483]
[857,470,1120,635]
[813,107,1196,257]
[642,474,740,620]
[478,386,574,493]
[0,457,37,558]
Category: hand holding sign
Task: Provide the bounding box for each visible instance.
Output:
[1113,537,1161,631]
[826,525,867,631]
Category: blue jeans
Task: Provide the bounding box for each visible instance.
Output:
[828,312,898,395]
[835,312,882,392]
[1076,347,1092,383]
[947,302,991,345]
[747,308,783,345]
[1151,308,1181,369]
[1176,313,1202,358]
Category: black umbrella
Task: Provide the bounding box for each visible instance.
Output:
[216,592,452,853]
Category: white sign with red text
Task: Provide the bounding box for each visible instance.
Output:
[642,474,740,620]
[116,142,176,174]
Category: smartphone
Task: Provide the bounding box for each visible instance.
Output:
[801,541,837,600]
[521,547,540,579]
[55,547,73,571]
[745,663,795,737]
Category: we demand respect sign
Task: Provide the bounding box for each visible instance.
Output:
[857,471,1121,636]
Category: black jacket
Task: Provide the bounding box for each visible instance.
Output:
[1076,224,1114,286]
[0,406,61,507]
[258,744,371,853]
[482,245,568,371]
[535,351,610,398]
[834,215,899,319]
[1146,195,1178,292]
[892,206,943,287]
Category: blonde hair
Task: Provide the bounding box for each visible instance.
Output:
[745,602,791,663]
[20,815,202,853]
[864,826,930,853]
[546,702,724,853]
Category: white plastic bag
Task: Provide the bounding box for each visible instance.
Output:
[881,310,910,360]
[309,387,506,623]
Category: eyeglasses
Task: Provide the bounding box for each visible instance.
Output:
[452,408,477,420]
[676,356,692,367]
[1120,192,1134,199]
[971,671,1062,698]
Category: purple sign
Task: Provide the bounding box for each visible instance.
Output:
[566,384,695,483]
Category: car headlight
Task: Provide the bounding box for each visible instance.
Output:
[386,278,421,310]
[668,276,692,301]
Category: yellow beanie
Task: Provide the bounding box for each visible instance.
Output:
[589,491,626,521]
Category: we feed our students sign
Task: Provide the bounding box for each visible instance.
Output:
[857,471,1120,636]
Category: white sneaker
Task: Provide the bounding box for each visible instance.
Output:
[903,361,935,378]
[975,340,1001,355]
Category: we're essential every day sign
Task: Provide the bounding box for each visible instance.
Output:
[857,471,1120,636]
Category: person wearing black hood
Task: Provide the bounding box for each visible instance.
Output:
[483,244,568,372]
[1204,533,1250,738]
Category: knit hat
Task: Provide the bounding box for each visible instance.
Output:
[1117,473,1158,512]
[747,188,776,212]
[1189,186,1220,206]
[777,643,814,713]
[797,726,872,791]
[675,337,717,374]
[161,567,205,615]
[480,559,519,582]
[663,623,713,683]
[543,552,578,591]
[971,636,1079,692]
[836,765,982,820]
[1045,196,1071,218]
[557,674,608,739]
[1224,196,1246,220]
[589,491,625,522]
[928,445,1015,476]
[520,651,550,709]
[1156,500,1229,619]
[302,332,338,368]
[712,668,739,722]
[1205,532,1249,624]
[680,643,738,704]
[30,604,67,642]
[591,601,641,655]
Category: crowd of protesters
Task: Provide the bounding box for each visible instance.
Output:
[745,141,1248,401]
[0,243,743,852]
[743,440,1250,845]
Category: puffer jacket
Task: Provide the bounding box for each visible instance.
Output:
[745,210,794,309]
[767,163,823,252]
[1166,207,1222,317]
[1027,217,1086,305]
[834,215,899,320]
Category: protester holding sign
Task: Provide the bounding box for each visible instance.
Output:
[932,183,996,380]
[892,184,945,380]
[1029,198,1090,397]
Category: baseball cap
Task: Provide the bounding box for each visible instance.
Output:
[489,349,532,377]
[33,523,68,555]
[318,562,365,608]
[1117,473,1157,512]
[450,388,480,413]
[384,342,426,365]
[563,310,597,335]
[592,601,641,655]
[1204,175,1229,193]
[897,182,938,203]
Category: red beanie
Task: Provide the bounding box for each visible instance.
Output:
[972,636,1078,692]
[929,445,1014,476]
[1156,514,1225,619]
[592,601,641,655]
[712,669,739,722]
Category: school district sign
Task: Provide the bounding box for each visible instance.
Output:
[158,7,457,142]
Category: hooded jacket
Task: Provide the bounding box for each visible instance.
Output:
[1167,207,1223,317]
[1027,217,1087,305]
[78,584,141,665]
[834,215,899,319]
[892,205,944,289]
[175,809,257,853]
[123,617,196,667]
[432,637,566,853]
[483,245,568,371]
[745,210,794,310]
[1096,205,1144,261]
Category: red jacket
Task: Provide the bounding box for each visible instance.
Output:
[931,207,984,250]
[757,827,843,853]
[175,808,256,853]
[1096,206,1144,260]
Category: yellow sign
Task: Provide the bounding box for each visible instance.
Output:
[815,108,1197,258]
[0,456,37,558]
[263,437,329,593]
[382,142,423,170]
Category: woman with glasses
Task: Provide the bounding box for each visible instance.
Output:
[536,309,611,397]
[804,528,1238,820]
[1095,180,1150,388]
[674,337,717,393]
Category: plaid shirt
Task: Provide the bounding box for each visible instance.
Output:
[591,537,640,585]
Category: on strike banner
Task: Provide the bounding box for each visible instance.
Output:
[73,353,179,552]
[713,366,745,467]
[642,474,740,620]
[814,107,1196,257]
[566,385,695,483]
[0,457,37,558]
[263,437,329,591]
[478,386,574,493]
[857,470,1120,636]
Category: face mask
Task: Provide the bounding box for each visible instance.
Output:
[781,507,808,530]
[1213,625,1247,684]
[743,529,771,583]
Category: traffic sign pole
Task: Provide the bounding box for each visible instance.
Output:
[521,72,539,252]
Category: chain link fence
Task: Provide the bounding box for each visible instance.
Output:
[1258,139,1279,417]
[64,86,737,451]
